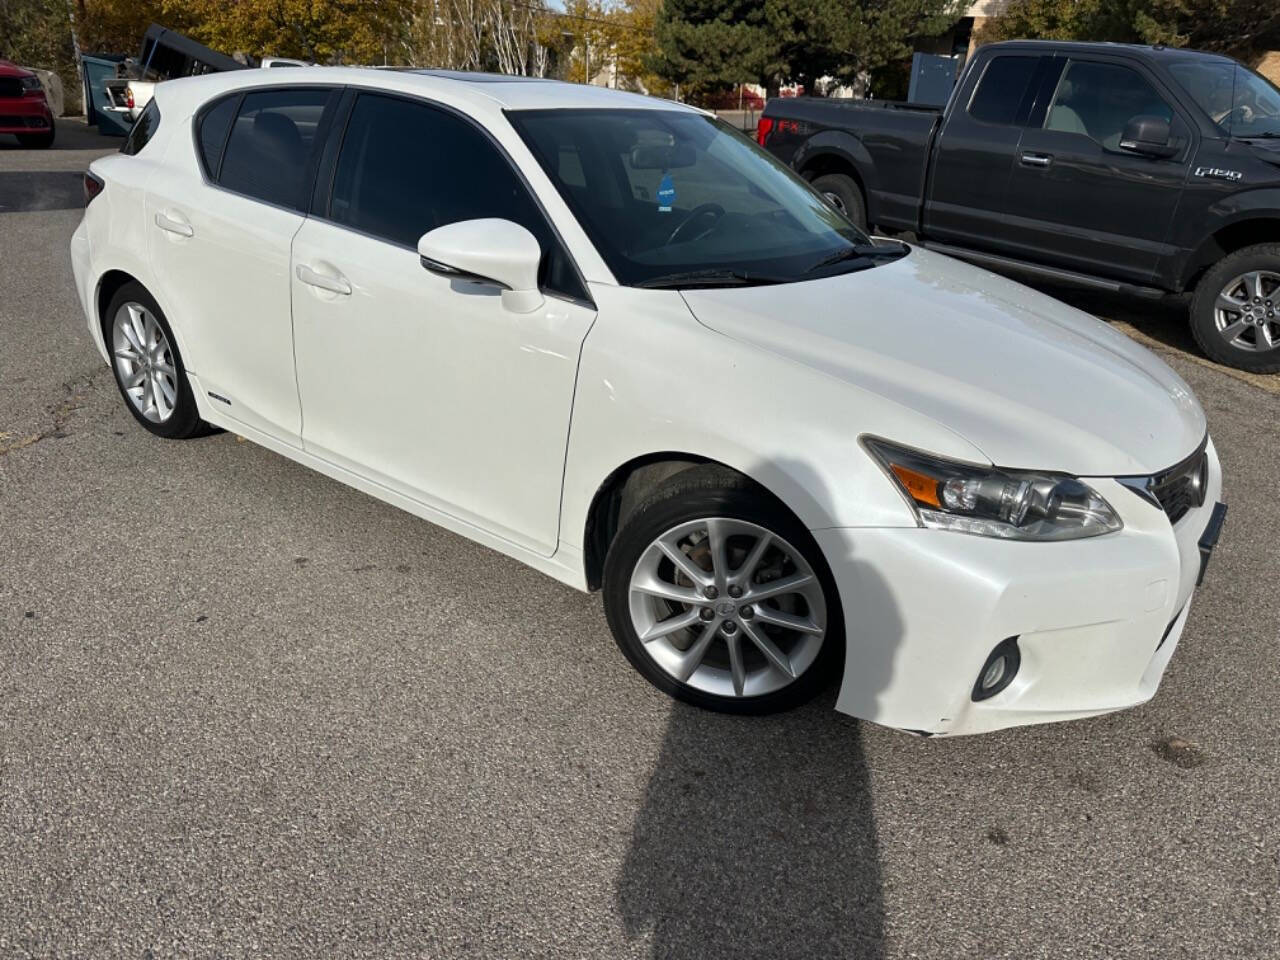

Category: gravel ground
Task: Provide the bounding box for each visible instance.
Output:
[1,119,1277,959]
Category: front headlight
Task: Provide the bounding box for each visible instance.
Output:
[864,438,1122,541]
[20,75,43,93]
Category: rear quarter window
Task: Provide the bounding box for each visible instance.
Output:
[967,56,1040,126]
[195,94,239,179]
[120,100,160,156]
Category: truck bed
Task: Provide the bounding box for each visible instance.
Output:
[761,97,940,232]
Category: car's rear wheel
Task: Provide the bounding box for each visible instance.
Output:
[810,172,867,231]
[105,282,207,439]
[1190,244,1280,373]
[602,465,843,714]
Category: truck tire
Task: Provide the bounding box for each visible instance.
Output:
[1190,244,1280,373]
[810,173,867,231]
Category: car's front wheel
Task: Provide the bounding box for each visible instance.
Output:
[1190,243,1280,373]
[603,466,843,714]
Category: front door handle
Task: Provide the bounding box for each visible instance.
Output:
[154,211,193,237]
[296,263,352,296]
[1020,152,1053,168]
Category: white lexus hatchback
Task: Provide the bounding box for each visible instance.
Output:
[71,68,1226,736]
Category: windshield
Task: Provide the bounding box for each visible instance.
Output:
[508,109,901,288]
[1167,59,1280,138]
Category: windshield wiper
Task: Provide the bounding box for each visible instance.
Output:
[635,268,790,289]
[804,242,907,275]
[1238,131,1280,139]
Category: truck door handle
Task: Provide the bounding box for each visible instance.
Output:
[1020,152,1053,168]
[296,263,352,296]
[154,211,193,237]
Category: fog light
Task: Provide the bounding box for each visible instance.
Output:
[972,637,1020,702]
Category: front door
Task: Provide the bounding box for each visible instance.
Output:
[1000,56,1194,285]
[290,91,596,556]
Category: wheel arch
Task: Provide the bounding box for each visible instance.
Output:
[92,266,196,371]
[794,135,876,223]
[582,453,811,591]
[1180,214,1280,292]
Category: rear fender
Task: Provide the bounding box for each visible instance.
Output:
[793,132,879,224]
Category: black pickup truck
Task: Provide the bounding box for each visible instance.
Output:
[759,40,1280,371]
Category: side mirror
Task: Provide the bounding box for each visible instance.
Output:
[418,218,543,313]
[1119,115,1177,158]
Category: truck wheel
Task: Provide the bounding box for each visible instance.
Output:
[810,173,867,231]
[1190,244,1280,373]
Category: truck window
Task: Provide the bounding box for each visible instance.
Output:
[1045,61,1173,151]
[967,56,1039,126]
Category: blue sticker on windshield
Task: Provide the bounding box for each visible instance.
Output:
[657,174,676,212]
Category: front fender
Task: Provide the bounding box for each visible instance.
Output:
[1174,187,1280,290]
[560,285,983,557]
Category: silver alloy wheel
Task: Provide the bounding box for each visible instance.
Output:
[112,301,178,423]
[822,191,846,213]
[1214,270,1280,352]
[627,517,827,698]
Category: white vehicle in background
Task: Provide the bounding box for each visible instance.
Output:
[71,68,1226,737]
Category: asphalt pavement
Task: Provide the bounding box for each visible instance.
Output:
[2,119,1277,959]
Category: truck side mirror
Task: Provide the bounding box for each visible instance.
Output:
[1119,115,1178,158]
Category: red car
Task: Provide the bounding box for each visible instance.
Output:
[0,60,55,148]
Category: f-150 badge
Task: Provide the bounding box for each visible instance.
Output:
[1194,166,1243,182]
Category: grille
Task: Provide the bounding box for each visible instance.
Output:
[0,115,47,128]
[1148,447,1208,524]
[0,77,24,99]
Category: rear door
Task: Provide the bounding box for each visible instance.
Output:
[923,53,1049,248]
[145,86,339,445]
[1000,55,1194,284]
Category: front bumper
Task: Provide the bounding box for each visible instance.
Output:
[817,440,1223,736]
[0,96,53,134]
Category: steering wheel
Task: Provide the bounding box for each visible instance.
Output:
[665,202,726,246]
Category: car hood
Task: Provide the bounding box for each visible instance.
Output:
[681,247,1205,476]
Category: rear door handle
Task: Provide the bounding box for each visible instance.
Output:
[1020,152,1053,168]
[296,263,352,296]
[154,211,193,237]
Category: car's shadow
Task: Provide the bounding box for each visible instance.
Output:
[616,698,885,959]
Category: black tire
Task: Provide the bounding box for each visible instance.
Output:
[17,125,55,149]
[602,464,844,715]
[1189,243,1280,373]
[104,281,209,439]
[810,172,867,231]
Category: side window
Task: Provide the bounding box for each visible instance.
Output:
[328,93,587,301]
[1045,61,1173,150]
[218,88,331,210]
[968,56,1040,126]
[195,94,238,178]
[121,99,160,156]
